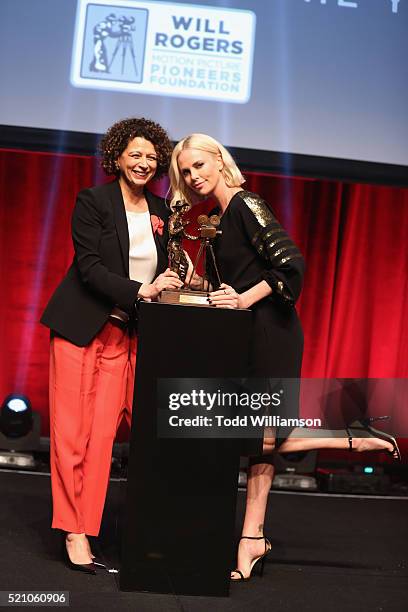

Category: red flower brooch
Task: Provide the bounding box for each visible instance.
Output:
[150,214,164,236]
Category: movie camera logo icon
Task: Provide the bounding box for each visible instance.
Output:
[72,0,255,102]
[79,4,148,83]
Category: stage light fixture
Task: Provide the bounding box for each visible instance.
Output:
[0,394,41,470]
[272,451,318,491]
[318,464,391,494]
[1,394,33,438]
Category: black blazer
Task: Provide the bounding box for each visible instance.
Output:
[41,180,169,346]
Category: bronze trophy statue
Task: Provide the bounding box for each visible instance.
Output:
[167,200,197,283]
[159,201,223,306]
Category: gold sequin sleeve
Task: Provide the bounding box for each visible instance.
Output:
[239,191,305,305]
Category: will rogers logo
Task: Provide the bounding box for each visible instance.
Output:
[71,1,255,102]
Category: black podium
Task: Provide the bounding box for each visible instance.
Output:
[120,302,252,596]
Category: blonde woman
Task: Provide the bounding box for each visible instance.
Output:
[169,133,400,581]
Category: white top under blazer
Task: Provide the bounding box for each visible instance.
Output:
[125,210,158,283]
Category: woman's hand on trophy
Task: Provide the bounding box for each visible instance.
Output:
[138,269,183,301]
[209,283,243,309]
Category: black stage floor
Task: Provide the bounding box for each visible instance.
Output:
[0,470,407,612]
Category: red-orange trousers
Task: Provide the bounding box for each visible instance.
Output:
[49,320,137,536]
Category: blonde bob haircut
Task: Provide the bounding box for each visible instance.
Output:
[169,133,245,208]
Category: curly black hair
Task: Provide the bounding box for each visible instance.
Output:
[98,117,173,179]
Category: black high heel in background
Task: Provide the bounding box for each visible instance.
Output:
[346,416,401,461]
[61,534,96,575]
[231,535,272,581]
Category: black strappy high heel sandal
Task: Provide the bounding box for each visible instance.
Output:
[231,535,272,581]
[346,416,401,461]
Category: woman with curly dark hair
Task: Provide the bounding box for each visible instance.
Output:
[41,117,182,573]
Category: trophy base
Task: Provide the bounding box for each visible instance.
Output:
[158,289,212,307]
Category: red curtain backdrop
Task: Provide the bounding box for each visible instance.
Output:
[1,148,407,448]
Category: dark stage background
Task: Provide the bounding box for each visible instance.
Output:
[1,147,407,458]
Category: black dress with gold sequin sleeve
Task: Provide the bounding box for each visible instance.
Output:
[209,190,305,452]
[210,190,304,307]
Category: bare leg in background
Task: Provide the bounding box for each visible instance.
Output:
[232,429,395,578]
